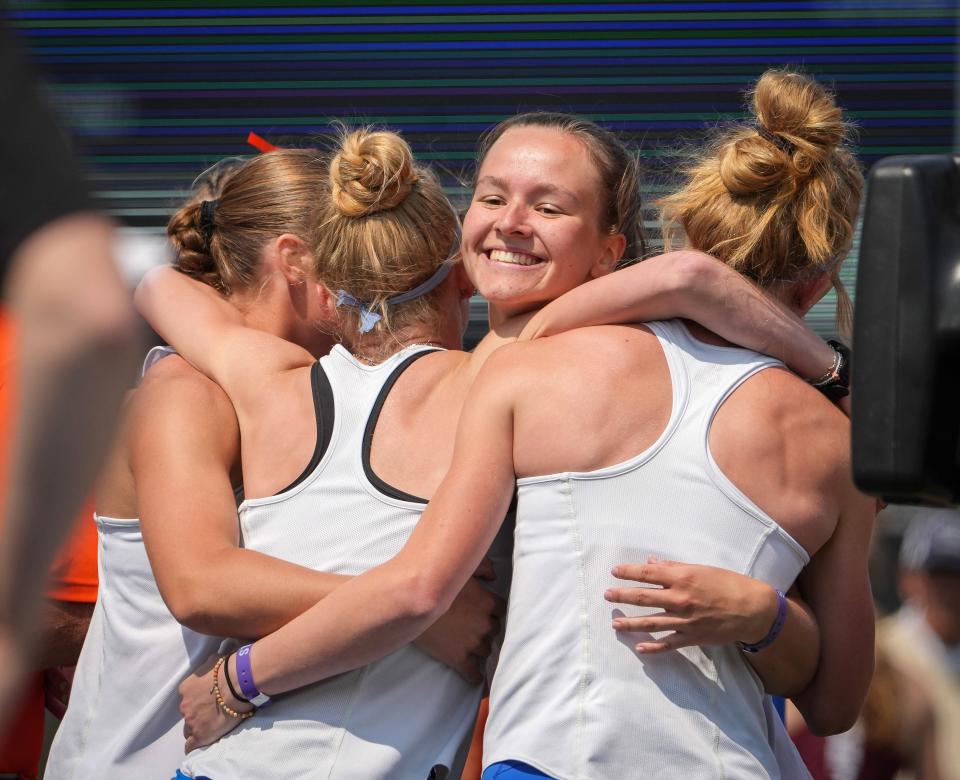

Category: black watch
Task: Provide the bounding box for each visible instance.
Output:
[812,339,851,402]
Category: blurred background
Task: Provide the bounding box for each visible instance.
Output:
[8,0,957,346]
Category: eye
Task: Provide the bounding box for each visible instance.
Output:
[537,204,565,216]
[478,195,505,207]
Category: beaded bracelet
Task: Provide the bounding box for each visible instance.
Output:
[210,656,254,720]
[737,589,788,654]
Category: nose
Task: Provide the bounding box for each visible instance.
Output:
[495,201,533,237]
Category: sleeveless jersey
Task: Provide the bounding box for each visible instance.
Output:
[483,320,812,780]
[47,346,224,778]
[181,344,482,780]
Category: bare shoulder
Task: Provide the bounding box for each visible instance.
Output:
[711,365,858,553]
[484,324,662,388]
[129,353,238,437]
[724,365,850,470]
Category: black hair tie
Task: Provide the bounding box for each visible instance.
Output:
[199,199,218,244]
[756,125,796,155]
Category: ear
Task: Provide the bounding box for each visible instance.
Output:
[310,279,339,319]
[274,233,313,286]
[794,272,833,315]
[590,233,627,279]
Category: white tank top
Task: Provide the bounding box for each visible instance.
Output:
[182,344,482,780]
[47,347,224,778]
[483,320,812,780]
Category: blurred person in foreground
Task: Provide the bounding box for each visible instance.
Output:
[0,309,99,780]
[880,511,960,779]
[0,12,139,721]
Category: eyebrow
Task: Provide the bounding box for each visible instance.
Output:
[476,175,582,205]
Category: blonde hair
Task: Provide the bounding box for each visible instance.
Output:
[312,127,458,337]
[168,150,327,295]
[660,70,863,331]
[476,112,647,265]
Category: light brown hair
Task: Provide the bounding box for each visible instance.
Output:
[313,127,458,336]
[167,150,327,295]
[475,112,647,265]
[660,69,863,331]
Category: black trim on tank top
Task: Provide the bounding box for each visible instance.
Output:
[274,361,336,496]
[362,349,442,504]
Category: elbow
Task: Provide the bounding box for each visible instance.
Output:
[659,249,724,306]
[132,266,165,323]
[799,700,863,738]
[160,575,221,635]
[794,672,872,737]
[396,569,451,626]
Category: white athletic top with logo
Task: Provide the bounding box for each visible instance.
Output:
[47,346,224,778]
[482,320,813,780]
[181,344,482,780]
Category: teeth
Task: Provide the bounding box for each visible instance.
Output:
[490,249,542,266]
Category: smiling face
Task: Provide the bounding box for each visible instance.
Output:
[462,125,626,319]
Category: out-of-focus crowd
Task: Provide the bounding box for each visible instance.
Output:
[787,508,960,780]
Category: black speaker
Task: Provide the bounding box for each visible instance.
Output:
[852,155,960,505]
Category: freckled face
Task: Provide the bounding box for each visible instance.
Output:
[462,126,624,318]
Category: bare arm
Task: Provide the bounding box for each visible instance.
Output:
[247,354,516,691]
[132,358,348,639]
[134,266,313,408]
[134,353,502,676]
[180,350,519,749]
[0,214,140,710]
[605,561,819,697]
[791,478,876,735]
[519,250,835,380]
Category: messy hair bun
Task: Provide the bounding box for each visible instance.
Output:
[661,69,863,331]
[330,130,419,217]
[719,70,847,196]
[167,150,327,295]
[313,127,458,344]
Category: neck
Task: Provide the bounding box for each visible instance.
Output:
[346,319,460,365]
[487,302,539,339]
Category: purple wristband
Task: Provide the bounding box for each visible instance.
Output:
[234,644,272,708]
[737,589,788,654]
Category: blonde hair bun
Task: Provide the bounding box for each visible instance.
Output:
[661,68,863,333]
[753,70,845,154]
[719,69,848,195]
[330,129,420,217]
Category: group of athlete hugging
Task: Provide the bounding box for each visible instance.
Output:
[45,68,876,780]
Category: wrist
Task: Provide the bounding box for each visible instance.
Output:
[738,588,788,654]
[210,656,253,721]
[807,340,851,402]
[234,643,272,708]
[223,654,254,713]
[741,584,780,646]
[803,339,839,383]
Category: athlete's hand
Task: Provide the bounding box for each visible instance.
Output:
[604,557,779,653]
[415,558,506,685]
[180,654,251,753]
